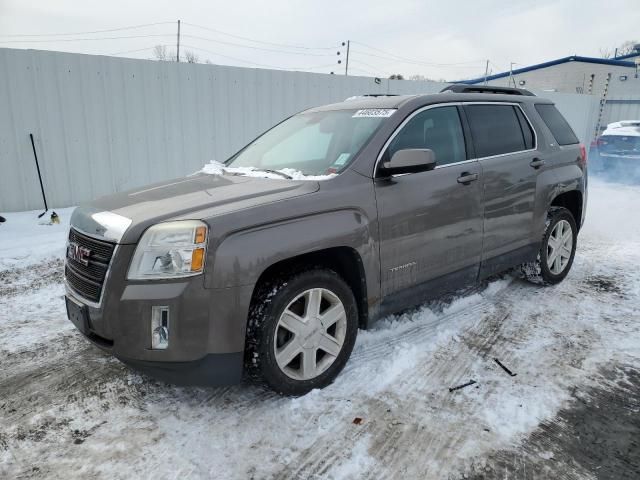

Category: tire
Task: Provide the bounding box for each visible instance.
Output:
[520,206,577,285]
[245,268,358,396]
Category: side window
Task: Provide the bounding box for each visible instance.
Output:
[535,104,579,145]
[514,107,535,150]
[386,106,466,167]
[465,104,526,157]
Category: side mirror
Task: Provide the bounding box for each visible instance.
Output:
[380,149,436,176]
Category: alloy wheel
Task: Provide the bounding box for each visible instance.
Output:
[547,219,573,275]
[273,288,347,381]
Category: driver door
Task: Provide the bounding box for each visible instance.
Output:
[374,105,484,308]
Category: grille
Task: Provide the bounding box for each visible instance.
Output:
[65,228,116,303]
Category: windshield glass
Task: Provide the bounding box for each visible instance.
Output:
[225,109,393,177]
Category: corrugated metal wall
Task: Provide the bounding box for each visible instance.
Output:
[601,96,640,133]
[0,47,599,211]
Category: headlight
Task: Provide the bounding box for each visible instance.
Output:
[127,220,208,280]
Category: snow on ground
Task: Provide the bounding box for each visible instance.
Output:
[0,207,74,272]
[0,179,639,479]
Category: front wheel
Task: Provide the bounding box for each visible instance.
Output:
[245,269,358,395]
[521,207,577,285]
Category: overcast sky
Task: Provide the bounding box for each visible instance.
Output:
[1,0,638,80]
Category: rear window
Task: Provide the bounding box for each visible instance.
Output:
[535,104,579,145]
[600,135,640,153]
[465,104,527,157]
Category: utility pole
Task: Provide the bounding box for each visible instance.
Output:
[509,62,515,87]
[345,40,350,76]
[483,60,489,85]
[176,19,181,62]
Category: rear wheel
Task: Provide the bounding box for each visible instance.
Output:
[245,269,358,395]
[521,207,577,285]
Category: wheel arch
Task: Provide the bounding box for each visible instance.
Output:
[250,246,369,329]
[550,189,583,230]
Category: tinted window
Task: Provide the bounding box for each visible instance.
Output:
[515,107,535,150]
[465,105,526,157]
[386,106,466,167]
[535,104,579,145]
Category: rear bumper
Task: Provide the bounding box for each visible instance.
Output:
[600,154,640,171]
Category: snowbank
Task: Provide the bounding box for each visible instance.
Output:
[0,207,74,272]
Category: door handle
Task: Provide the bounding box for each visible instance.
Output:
[457,172,479,185]
[530,158,546,169]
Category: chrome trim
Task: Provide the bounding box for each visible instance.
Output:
[374,101,540,176]
[69,208,132,243]
[374,103,463,175]
[461,101,539,158]
[64,231,120,309]
[435,158,477,170]
[89,211,132,243]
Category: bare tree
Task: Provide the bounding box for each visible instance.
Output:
[599,47,613,59]
[153,45,170,61]
[601,40,639,58]
[409,74,437,82]
[617,40,639,56]
[184,51,200,64]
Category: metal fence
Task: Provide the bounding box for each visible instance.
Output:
[0,48,599,211]
[600,96,640,133]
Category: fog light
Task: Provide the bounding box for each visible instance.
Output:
[151,306,170,350]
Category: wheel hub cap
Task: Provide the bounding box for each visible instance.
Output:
[547,219,573,275]
[274,288,347,381]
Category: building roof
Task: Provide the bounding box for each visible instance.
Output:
[458,55,638,85]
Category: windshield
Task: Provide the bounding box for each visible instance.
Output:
[225,109,393,177]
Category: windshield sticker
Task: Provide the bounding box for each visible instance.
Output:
[333,153,351,166]
[352,109,396,118]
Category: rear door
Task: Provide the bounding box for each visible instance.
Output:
[375,104,484,307]
[463,102,540,277]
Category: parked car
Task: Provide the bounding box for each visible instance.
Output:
[65,85,587,395]
[591,120,640,177]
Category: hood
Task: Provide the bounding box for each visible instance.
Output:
[70,173,319,243]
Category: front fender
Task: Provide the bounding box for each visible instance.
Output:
[207,209,379,296]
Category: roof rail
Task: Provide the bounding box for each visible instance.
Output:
[441,84,535,96]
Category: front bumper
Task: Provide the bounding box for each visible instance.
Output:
[65,243,254,386]
[119,353,244,386]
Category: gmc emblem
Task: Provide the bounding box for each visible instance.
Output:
[67,242,91,266]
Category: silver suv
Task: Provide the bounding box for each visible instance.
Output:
[65,85,587,395]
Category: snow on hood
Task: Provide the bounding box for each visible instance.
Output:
[200,160,337,181]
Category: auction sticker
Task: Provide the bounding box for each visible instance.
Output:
[352,109,396,118]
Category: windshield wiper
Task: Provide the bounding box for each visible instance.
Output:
[253,168,293,179]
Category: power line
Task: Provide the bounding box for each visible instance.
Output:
[351,50,485,69]
[181,34,334,57]
[110,45,168,56]
[0,21,174,37]
[0,34,174,44]
[179,44,335,71]
[182,21,336,51]
[350,59,391,77]
[351,41,485,67]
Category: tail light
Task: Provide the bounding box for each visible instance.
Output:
[579,143,587,167]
